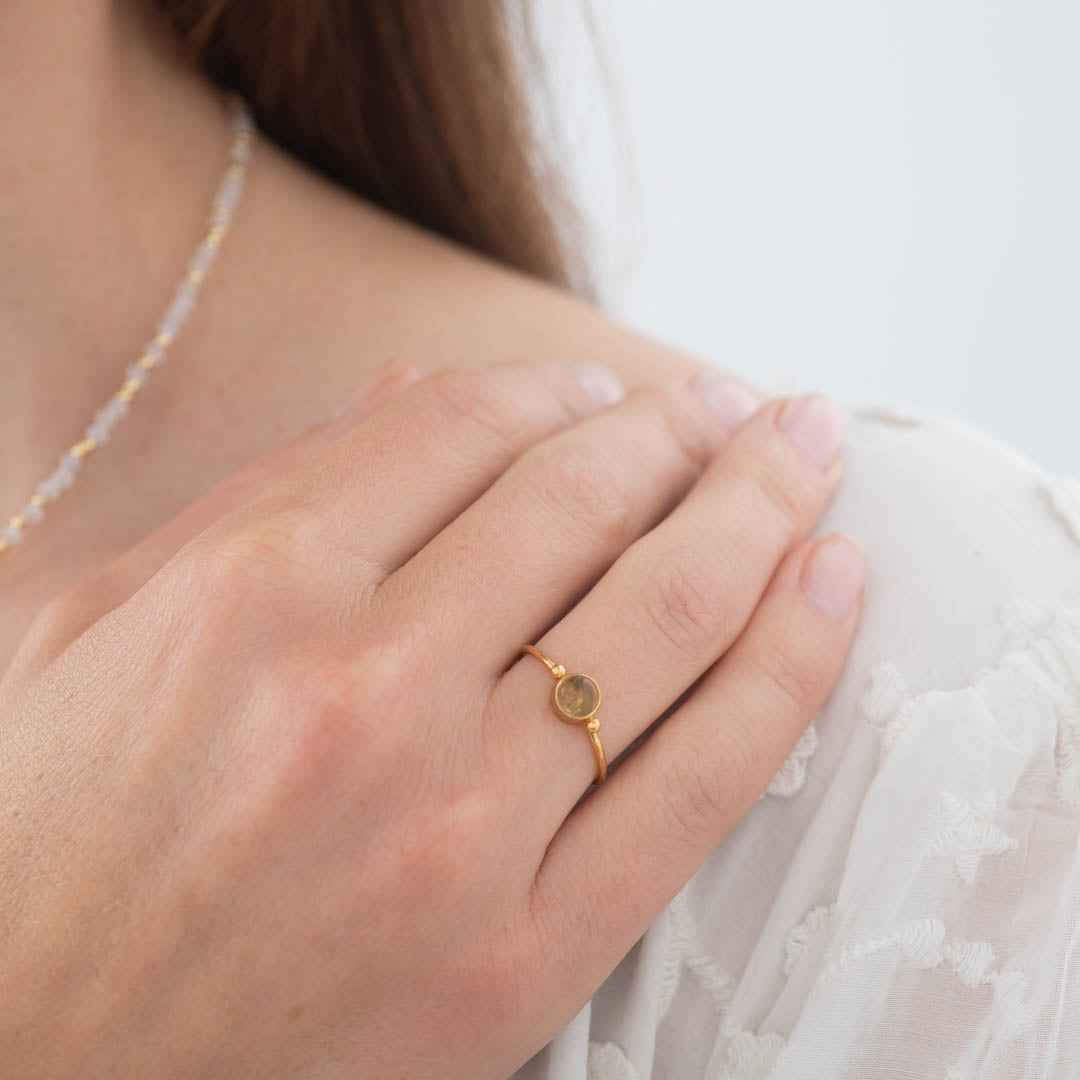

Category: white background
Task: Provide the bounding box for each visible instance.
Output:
[541,0,1079,473]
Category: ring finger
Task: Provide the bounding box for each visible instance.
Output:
[490,391,846,833]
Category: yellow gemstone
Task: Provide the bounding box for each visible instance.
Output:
[554,673,600,720]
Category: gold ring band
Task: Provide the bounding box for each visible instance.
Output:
[522,644,608,785]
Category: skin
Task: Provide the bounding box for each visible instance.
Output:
[0,2,866,1076]
[0,0,706,665]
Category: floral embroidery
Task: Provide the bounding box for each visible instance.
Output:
[582,588,1079,1078]
[763,722,819,799]
[973,596,1080,809]
[858,660,929,762]
[783,901,837,976]
[656,884,734,1026]
[714,1024,786,1080]
[929,788,1018,884]
[814,917,1033,1036]
[658,888,793,1078]
[587,1041,639,1080]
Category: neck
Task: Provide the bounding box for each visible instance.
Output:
[0,1,232,515]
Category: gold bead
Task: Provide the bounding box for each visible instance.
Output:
[137,353,157,371]
[29,493,46,507]
[10,514,26,530]
[117,380,140,403]
[586,718,600,733]
[71,438,98,459]
[207,226,226,247]
[153,332,173,349]
[186,268,205,285]
[551,664,566,679]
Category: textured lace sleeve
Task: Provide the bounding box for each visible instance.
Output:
[514,400,1080,1080]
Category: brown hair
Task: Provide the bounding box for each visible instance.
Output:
[156,0,593,297]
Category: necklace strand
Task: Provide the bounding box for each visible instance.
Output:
[0,93,255,560]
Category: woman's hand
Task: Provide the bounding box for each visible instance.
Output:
[0,357,863,1079]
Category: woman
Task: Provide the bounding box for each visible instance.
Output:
[0,2,1076,1077]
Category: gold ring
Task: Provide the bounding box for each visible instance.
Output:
[522,644,607,785]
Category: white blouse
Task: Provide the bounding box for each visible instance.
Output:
[513,397,1080,1079]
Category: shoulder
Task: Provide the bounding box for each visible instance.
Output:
[518,392,1080,1078]
[809,396,1080,694]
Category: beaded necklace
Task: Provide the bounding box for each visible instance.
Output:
[0,93,255,559]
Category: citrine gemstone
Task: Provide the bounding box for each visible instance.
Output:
[554,673,600,720]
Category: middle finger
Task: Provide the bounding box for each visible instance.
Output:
[492,389,846,825]
[373,369,764,681]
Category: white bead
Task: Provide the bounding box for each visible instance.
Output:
[214,171,243,215]
[43,453,81,496]
[88,399,128,444]
[190,241,217,275]
[4,96,254,554]
[160,286,195,339]
[229,97,255,137]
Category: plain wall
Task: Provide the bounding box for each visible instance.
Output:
[543,0,1079,473]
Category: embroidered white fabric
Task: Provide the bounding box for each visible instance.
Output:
[513,396,1080,1080]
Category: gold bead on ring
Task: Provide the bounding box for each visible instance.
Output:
[521,644,608,784]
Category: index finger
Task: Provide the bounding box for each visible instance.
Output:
[12,361,421,672]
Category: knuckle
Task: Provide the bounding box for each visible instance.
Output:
[657,728,747,844]
[525,439,633,548]
[750,634,826,714]
[391,787,501,897]
[15,586,92,663]
[266,643,407,790]
[640,541,732,657]
[283,655,370,724]
[179,514,328,620]
[423,367,532,452]
[636,385,713,474]
[741,449,815,536]
[27,585,89,639]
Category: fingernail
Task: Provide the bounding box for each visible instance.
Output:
[686,369,760,435]
[776,393,846,471]
[568,363,625,408]
[801,533,865,620]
